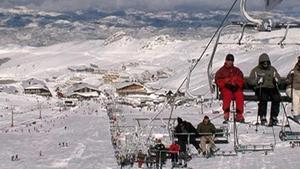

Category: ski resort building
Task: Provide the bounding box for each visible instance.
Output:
[115,82,148,96]
[24,85,52,97]
[65,82,101,100]
[103,72,120,84]
[22,78,52,97]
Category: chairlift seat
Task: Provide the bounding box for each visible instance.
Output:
[192,126,229,144]
[216,77,292,102]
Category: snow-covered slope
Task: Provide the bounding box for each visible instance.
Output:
[0,28,299,94]
[0,27,300,169]
[0,94,117,169]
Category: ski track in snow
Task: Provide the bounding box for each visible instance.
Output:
[51,143,86,168]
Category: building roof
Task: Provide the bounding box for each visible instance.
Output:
[114,82,144,90]
[66,91,99,98]
[65,82,100,96]
[24,84,49,91]
[22,78,46,87]
[22,78,50,91]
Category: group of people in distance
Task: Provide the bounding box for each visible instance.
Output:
[215,53,300,126]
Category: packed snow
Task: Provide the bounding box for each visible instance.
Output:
[0,26,300,169]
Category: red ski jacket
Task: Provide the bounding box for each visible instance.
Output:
[168,143,180,153]
[215,64,244,91]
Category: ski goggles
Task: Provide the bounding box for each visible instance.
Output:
[260,61,270,65]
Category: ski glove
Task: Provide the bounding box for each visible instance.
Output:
[257,77,264,85]
[225,83,238,92]
[274,77,279,83]
[291,70,294,75]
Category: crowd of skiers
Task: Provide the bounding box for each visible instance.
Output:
[215,53,300,126]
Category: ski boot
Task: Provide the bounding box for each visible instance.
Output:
[260,116,267,126]
[268,116,278,126]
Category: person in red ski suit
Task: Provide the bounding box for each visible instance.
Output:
[168,141,180,167]
[215,54,245,122]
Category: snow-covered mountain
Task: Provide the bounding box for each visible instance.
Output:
[0,6,299,47]
[0,28,299,96]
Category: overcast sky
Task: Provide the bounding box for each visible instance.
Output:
[0,0,299,12]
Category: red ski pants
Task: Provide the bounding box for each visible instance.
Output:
[221,89,244,120]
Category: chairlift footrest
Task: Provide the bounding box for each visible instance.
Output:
[214,151,238,156]
[236,144,274,152]
[279,131,300,141]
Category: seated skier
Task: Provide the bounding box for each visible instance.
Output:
[197,116,219,157]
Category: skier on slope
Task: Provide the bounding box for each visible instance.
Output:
[249,53,281,126]
[286,56,300,122]
[215,54,245,123]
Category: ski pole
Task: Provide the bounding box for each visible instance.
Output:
[290,71,294,114]
[274,80,292,131]
[255,82,262,132]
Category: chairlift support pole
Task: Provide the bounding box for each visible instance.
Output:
[278,24,290,47]
[238,23,256,45]
[240,0,263,27]
[208,24,233,93]
[232,101,239,151]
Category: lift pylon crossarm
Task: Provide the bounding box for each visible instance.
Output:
[238,24,248,45]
